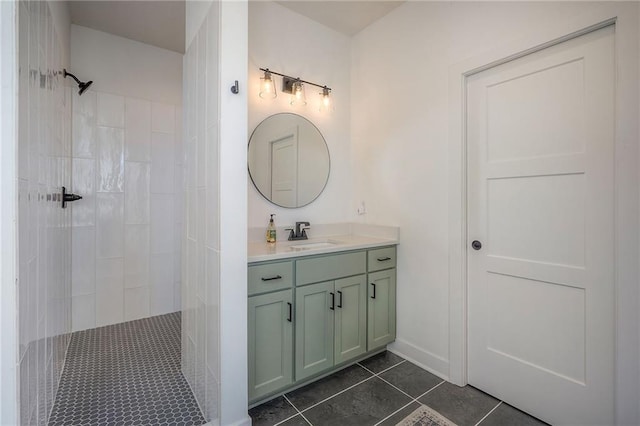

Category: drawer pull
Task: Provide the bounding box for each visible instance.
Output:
[287,302,292,322]
[261,275,282,282]
[337,291,343,308]
[370,283,376,299]
[377,257,392,262]
[330,292,335,310]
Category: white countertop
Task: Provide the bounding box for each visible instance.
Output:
[247,223,399,263]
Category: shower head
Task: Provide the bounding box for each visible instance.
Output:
[63,69,93,96]
[78,80,93,95]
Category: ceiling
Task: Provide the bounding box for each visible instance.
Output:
[69,1,186,53]
[276,1,404,36]
[69,0,405,54]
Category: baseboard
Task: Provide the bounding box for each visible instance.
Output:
[216,416,251,426]
[389,338,450,382]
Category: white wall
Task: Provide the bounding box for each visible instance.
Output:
[16,1,72,424]
[70,26,184,330]
[182,1,221,423]
[351,2,639,422]
[248,1,351,230]
[70,25,182,105]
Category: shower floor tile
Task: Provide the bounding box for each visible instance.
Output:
[49,312,205,426]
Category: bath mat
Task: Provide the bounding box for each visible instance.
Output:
[395,404,458,426]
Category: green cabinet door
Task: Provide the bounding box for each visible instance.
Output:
[248,289,293,401]
[295,281,335,381]
[368,269,397,351]
[334,274,367,364]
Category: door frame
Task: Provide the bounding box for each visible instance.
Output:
[447,5,639,424]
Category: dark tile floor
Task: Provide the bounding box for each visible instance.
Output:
[249,351,548,426]
[49,312,205,426]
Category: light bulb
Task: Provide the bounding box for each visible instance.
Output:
[319,87,333,113]
[290,80,306,106]
[259,70,277,99]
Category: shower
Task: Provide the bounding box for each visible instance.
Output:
[63,68,93,95]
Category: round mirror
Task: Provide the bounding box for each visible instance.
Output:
[248,113,330,208]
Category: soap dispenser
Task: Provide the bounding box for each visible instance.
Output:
[266,214,276,243]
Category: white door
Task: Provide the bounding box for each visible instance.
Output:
[467,26,615,425]
[270,127,298,206]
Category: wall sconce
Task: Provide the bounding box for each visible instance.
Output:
[259,68,332,111]
[259,69,277,99]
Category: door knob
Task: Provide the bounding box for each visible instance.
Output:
[471,240,482,250]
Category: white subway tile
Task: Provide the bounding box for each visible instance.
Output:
[18,180,29,263]
[124,287,150,321]
[72,294,95,332]
[72,91,97,158]
[150,132,175,194]
[124,161,150,224]
[95,258,124,327]
[97,127,124,192]
[150,194,174,255]
[151,102,175,134]
[96,193,124,258]
[125,98,151,162]
[71,226,95,296]
[206,186,219,250]
[71,158,95,227]
[206,248,220,307]
[174,249,182,283]
[173,281,182,312]
[97,92,124,128]
[150,254,174,315]
[124,225,149,289]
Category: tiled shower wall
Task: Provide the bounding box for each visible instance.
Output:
[182,2,221,423]
[17,1,72,424]
[71,90,183,331]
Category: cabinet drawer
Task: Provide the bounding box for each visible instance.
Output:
[296,251,366,286]
[248,261,293,296]
[368,246,396,272]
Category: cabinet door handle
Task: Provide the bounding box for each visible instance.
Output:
[329,292,335,310]
[261,275,282,281]
[370,283,376,299]
[287,302,292,322]
[377,257,391,262]
[337,291,343,308]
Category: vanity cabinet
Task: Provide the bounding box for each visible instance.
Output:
[367,247,397,351]
[248,245,396,404]
[248,289,294,401]
[368,269,396,351]
[295,275,367,382]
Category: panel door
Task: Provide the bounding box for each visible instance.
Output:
[248,289,293,401]
[270,127,298,207]
[334,275,367,364]
[467,26,614,425]
[295,281,334,381]
[367,269,396,351]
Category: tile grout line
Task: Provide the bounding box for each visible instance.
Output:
[297,374,378,414]
[373,380,448,426]
[362,359,448,426]
[375,374,419,401]
[414,380,446,401]
[286,359,407,420]
[357,359,406,376]
[474,401,502,426]
[373,400,417,426]
[282,394,313,426]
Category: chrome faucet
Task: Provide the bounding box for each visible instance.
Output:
[286,222,310,241]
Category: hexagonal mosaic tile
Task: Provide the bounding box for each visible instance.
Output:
[49,312,205,426]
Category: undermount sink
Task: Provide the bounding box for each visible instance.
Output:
[289,240,339,250]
